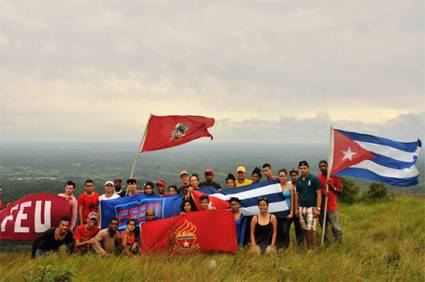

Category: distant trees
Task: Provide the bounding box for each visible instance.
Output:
[338,177,389,204]
[366,182,388,201]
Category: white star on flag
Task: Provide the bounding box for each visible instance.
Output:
[342,147,356,161]
[183,240,189,247]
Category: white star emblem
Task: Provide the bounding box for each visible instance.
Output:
[183,240,189,247]
[342,147,356,161]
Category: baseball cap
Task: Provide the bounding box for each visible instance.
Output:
[156,179,166,187]
[236,166,246,173]
[204,168,214,175]
[88,212,97,220]
[298,160,309,167]
[104,180,114,186]
[180,170,189,177]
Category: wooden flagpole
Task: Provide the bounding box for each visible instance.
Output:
[321,125,334,247]
[129,113,152,180]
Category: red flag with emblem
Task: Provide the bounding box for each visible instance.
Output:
[140,210,237,254]
[140,115,215,152]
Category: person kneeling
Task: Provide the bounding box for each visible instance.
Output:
[88,218,121,256]
[250,198,277,255]
[73,212,100,254]
[121,219,140,255]
[31,216,73,259]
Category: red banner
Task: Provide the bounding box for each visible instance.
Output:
[141,210,237,255]
[0,194,72,241]
[140,115,215,152]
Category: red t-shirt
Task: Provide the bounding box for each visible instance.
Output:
[78,192,100,222]
[73,224,100,242]
[318,174,343,212]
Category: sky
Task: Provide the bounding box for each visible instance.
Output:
[1,0,424,144]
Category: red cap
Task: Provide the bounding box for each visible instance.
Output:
[204,168,214,175]
[156,179,166,187]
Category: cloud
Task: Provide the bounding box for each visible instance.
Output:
[0,1,423,142]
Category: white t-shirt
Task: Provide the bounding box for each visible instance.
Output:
[98,193,120,202]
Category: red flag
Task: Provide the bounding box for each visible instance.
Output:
[0,194,72,241]
[192,190,230,211]
[140,115,215,152]
[141,210,237,254]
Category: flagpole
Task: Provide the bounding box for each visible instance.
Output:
[129,114,152,180]
[321,125,334,247]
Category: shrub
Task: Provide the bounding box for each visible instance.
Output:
[366,182,388,201]
[338,177,360,204]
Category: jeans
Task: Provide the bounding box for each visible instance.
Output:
[320,210,343,242]
[276,217,292,249]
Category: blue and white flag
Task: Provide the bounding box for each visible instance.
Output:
[100,194,182,230]
[330,128,422,186]
[200,179,290,217]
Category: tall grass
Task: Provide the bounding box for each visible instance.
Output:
[1,195,424,281]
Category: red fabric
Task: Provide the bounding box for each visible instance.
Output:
[73,224,99,241]
[0,194,72,241]
[318,174,343,212]
[140,115,215,152]
[192,190,230,211]
[141,210,237,255]
[121,231,137,245]
[331,129,375,175]
[77,192,99,222]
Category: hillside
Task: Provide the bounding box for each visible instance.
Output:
[0,195,424,281]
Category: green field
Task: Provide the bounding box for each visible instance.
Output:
[1,195,424,282]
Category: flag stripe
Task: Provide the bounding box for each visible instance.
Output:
[356,141,419,163]
[335,167,419,186]
[240,201,289,216]
[371,154,418,169]
[350,160,419,178]
[209,182,282,200]
[338,129,422,152]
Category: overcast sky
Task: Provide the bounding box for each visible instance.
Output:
[1,0,423,144]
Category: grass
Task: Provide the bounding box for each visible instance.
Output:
[1,195,424,282]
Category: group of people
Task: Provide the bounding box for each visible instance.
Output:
[31,160,344,258]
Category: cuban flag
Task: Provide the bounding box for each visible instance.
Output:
[329,128,422,186]
[196,180,289,217]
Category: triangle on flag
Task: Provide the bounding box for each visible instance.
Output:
[331,129,375,175]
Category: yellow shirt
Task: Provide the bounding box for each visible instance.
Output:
[235,178,253,187]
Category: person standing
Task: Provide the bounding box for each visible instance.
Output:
[156,179,168,197]
[318,160,344,243]
[235,166,253,188]
[113,178,126,197]
[57,180,78,230]
[225,174,236,188]
[262,163,277,180]
[296,161,322,248]
[289,169,304,246]
[78,179,100,225]
[31,217,73,258]
[0,185,4,210]
[126,178,139,196]
[177,170,190,194]
[199,168,222,191]
[251,167,262,183]
[98,181,120,226]
[276,169,294,249]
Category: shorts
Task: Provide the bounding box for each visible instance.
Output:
[299,207,317,231]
